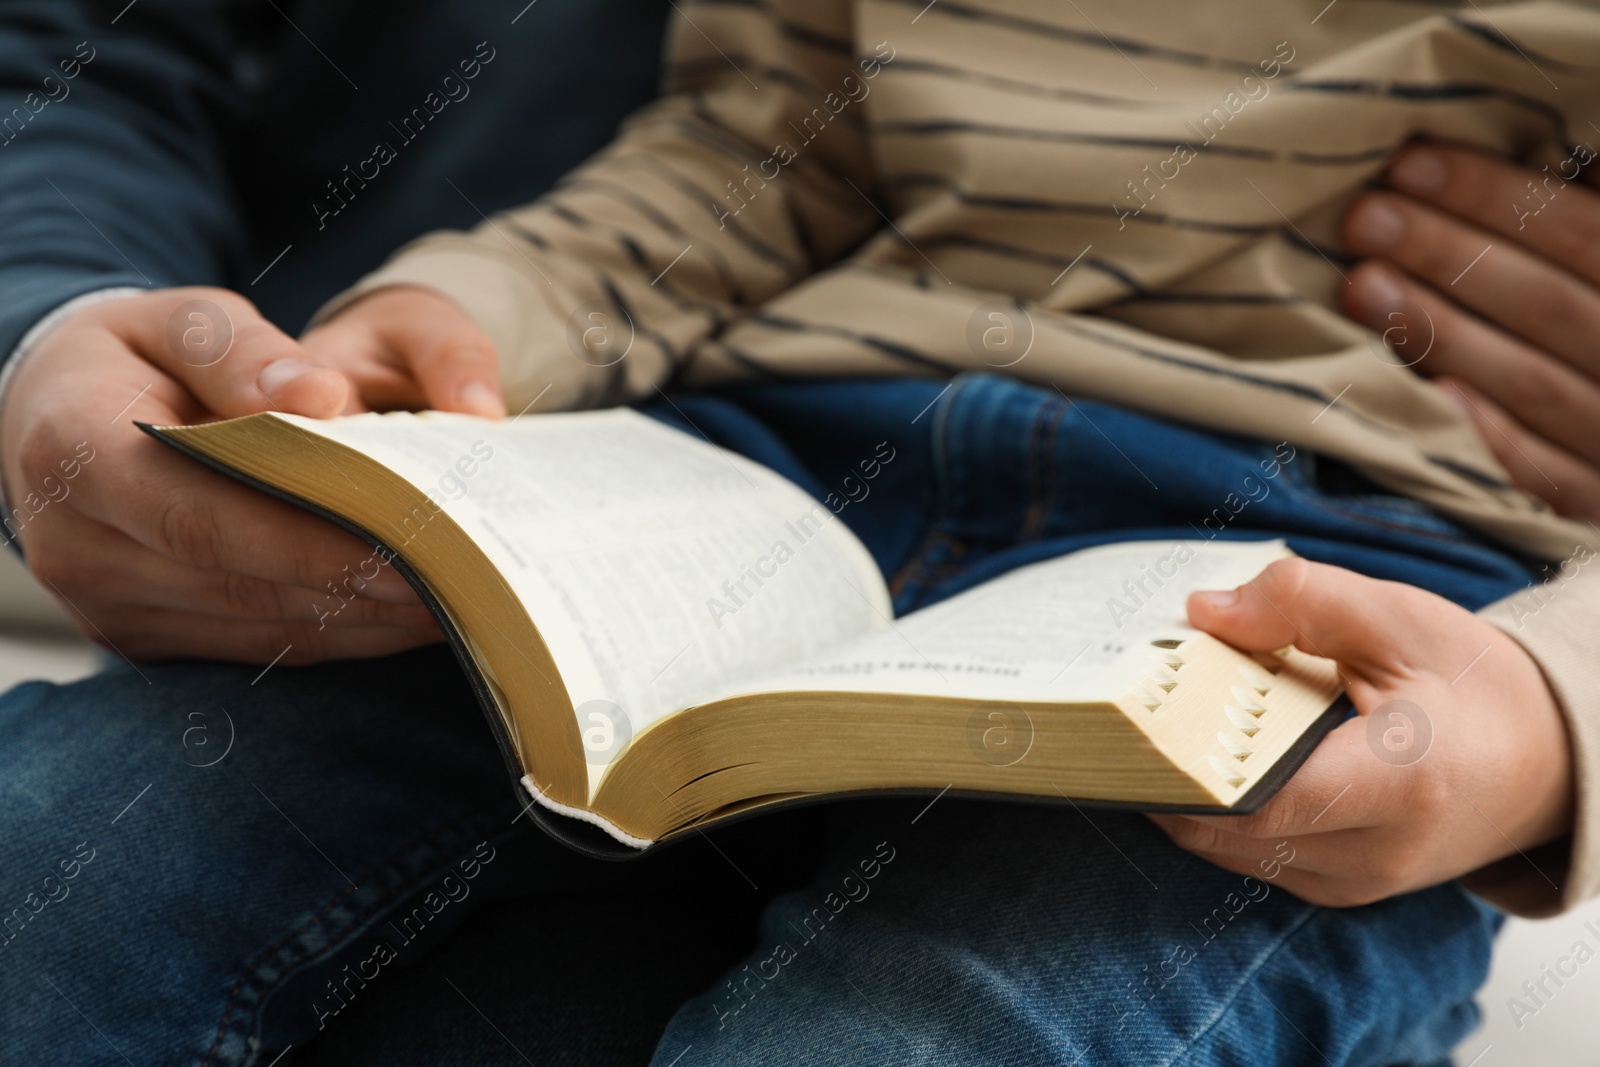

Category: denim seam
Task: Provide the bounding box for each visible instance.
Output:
[1316,493,1434,519]
[198,796,505,1067]
[899,550,971,586]
[886,378,968,601]
[1156,890,1487,1066]
[1301,494,1477,549]
[241,805,523,1064]
[1160,902,1322,1067]
[888,531,969,602]
[222,801,505,1065]
[933,375,966,527]
[1021,394,1046,542]
[1021,398,1066,543]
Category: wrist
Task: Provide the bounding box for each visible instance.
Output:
[0,287,145,539]
[311,281,463,330]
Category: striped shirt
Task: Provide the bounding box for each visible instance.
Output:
[328,0,1600,913]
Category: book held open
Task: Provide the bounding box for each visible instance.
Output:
[146,409,1345,855]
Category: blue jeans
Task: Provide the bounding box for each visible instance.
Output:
[0,375,1532,1065]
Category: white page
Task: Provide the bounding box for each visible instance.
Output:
[275,410,891,778]
[728,539,1290,703]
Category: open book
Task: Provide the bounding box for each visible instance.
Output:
[146,409,1345,855]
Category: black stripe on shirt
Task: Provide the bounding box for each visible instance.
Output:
[913,233,1138,288]
[1446,14,1591,73]
[686,0,855,55]
[598,272,686,369]
[878,124,1439,170]
[545,200,743,329]
[505,220,553,252]
[874,120,1278,160]
[667,55,868,126]
[1038,310,1514,493]
[1286,80,1573,147]
[699,338,810,379]
[916,234,1308,304]
[610,152,803,274]
[680,98,869,216]
[1277,227,1359,269]
[556,175,749,302]
[885,56,1168,109]
[886,0,1259,74]
[750,311,963,372]
[1038,311,1386,428]
[885,172,1276,235]
[1427,453,1516,491]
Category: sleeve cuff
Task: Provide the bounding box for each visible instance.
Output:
[308,234,621,414]
[1472,560,1600,915]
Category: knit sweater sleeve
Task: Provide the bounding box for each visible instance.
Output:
[312,0,883,413]
[1467,562,1600,916]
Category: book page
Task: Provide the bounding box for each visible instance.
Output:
[726,539,1292,703]
[274,410,891,759]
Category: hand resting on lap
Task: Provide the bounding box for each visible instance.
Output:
[1156,558,1573,907]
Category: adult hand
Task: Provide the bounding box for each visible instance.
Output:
[1342,140,1600,519]
[0,286,443,664]
[1149,558,1573,907]
[300,285,505,417]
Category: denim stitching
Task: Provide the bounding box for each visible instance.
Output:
[886,378,970,603]
[1161,889,1488,1067]
[1020,397,1066,543]
[1303,493,1494,550]
[220,801,507,1065]
[1279,448,1494,551]
[203,807,488,1065]
[1019,392,1048,543]
[1159,903,1323,1067]
[199,796,506,1067]
[888,531,969,603]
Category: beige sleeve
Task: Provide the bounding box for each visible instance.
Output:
[310,0,880,413]
[1465,561,1600,916]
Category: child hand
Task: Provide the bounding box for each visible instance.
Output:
[1149,557,1574,907]
[300,286,506,418]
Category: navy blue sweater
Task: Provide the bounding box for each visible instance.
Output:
[0,0,666,359]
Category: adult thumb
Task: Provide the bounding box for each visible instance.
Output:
[127,288,348,418]
[1186,556,1416,673]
